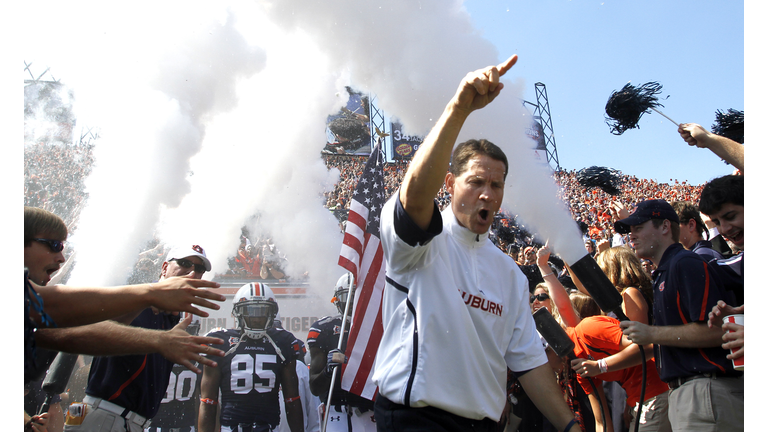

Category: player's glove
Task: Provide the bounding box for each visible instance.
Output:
[325,349,346,377]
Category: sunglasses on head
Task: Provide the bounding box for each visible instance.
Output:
[530,293,550,303]
[34,238,65,253]
[171,258,207,273]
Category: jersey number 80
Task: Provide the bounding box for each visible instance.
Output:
[162,369,198,403]
[230,353,278,394]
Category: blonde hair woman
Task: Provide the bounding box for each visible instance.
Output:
[595,246,653,324]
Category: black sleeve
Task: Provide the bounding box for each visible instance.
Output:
[510,368,534,379]
[393,194,443,247]
[710,234,734,259]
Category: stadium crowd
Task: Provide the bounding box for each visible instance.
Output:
[23,143,710,287]
[321,153,707,260]
[21,140,719,291]
[24,141,95,234]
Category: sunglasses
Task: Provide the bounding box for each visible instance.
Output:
[171,258,207,273]
[34,238,65,253]
[530,293,550,303]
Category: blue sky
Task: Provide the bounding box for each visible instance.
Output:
[461,0,744,186]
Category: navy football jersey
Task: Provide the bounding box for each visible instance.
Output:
[307,315,343,353]
[306,315,374,410]
[207,327,302,428]
[150,362,200,428]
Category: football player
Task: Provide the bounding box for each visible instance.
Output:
[307,273,376,432]
[146,318,202,432]
[198,283,304,432]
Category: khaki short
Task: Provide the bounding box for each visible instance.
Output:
[63,404,145,432]
[630,390,671,432]
[668,375,743,432]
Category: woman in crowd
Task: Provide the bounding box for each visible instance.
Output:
[574,246,669,432]
[595,246,653,324]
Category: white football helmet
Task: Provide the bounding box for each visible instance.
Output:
[233,282,278,339]
[332,272,353,315]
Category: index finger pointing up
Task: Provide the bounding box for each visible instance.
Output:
[497,55,518,76]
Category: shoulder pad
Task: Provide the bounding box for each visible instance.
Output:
[204,327,228,337]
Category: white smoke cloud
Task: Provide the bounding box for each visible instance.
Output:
[255,0,585,262]
[26,0,584,301]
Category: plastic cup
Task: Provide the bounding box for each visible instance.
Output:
[723,314,744,371]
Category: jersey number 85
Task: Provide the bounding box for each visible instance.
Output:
[230,353,278,394]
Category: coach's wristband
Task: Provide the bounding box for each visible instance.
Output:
[564,418,578,432]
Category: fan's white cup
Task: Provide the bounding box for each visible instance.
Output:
[723,314,744,371]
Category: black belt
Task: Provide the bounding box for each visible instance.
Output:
[220,422,274,432]
[668,372,733,389]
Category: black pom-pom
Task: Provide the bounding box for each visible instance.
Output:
[605,82,665,135]
[577,220,589,235]
[711,108,744,144]
[328,116,369,147]
[576,166,624,196]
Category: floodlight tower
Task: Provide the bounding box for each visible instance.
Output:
[532,82,560,171]
[367,93,389,157]
[24,61,60,85]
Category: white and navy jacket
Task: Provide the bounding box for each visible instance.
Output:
[373,195,547,422]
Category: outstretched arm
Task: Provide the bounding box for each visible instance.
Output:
[537,243,580,327]
[30,275,224,327]
[678,123,744,172]
[35,314,224,373]
[400,55,518,229]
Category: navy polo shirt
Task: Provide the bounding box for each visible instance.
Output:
[651,243,741,382]
[691,240,724,262]
[85,308,179,418]
[712,251,744,306]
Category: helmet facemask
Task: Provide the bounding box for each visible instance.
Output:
[332,287,350,315]
[234,299,277,340]
[332,272,354,316]
[232,283,279,340]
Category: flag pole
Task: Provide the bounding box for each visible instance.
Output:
[322,273,357,432]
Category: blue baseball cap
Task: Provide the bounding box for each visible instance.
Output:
[614,199,679,234]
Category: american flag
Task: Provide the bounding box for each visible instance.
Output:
[337,138,386,400]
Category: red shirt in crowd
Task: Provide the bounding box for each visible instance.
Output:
[566,316,669,407]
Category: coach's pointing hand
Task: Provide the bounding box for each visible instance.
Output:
[453,55,518,115]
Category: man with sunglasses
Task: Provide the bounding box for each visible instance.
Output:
[66,245,217,432]
[24,208,226,432]
[24,208,225,372]
[24,207,69,432]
